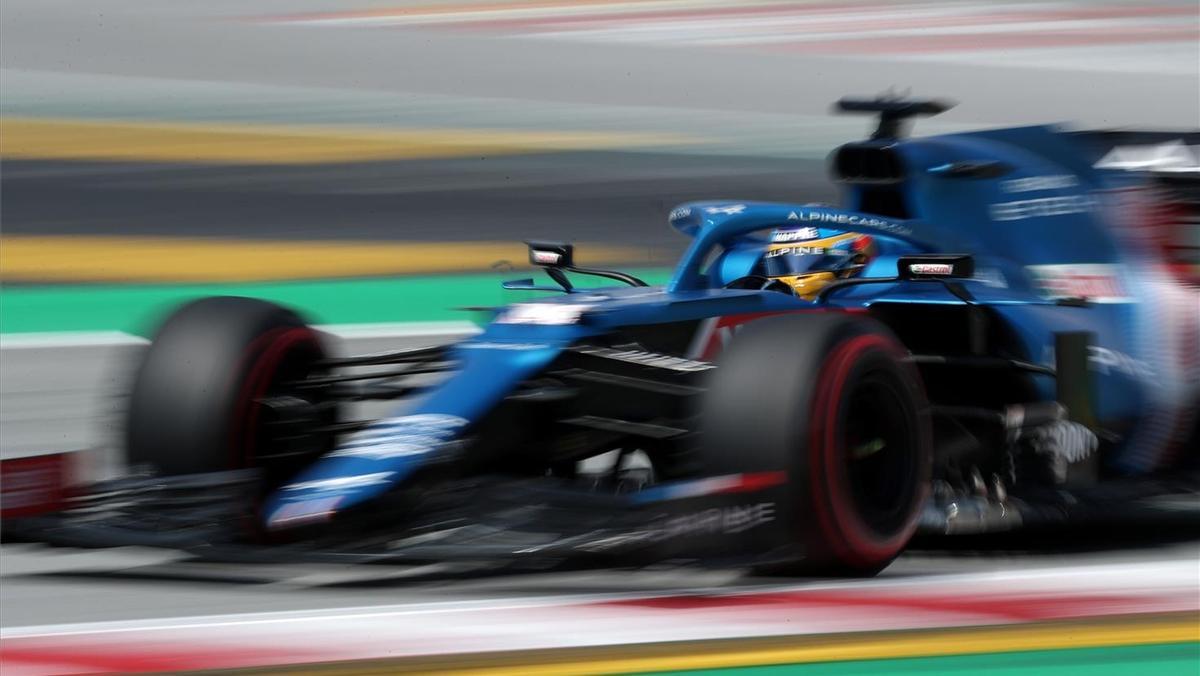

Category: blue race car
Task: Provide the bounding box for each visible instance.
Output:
[16,99,1200,575]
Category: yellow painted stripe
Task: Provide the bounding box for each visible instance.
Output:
[260,613,1199,675]
[0,118,686,165]
[0,236,649,283]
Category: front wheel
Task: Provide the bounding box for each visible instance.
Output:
[700,313,931,575]
[125,296,334,486]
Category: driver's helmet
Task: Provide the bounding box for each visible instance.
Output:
[758,226,878,299]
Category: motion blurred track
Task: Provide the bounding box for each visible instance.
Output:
[4,539,1198,628]
[3,151,1199,642]
[2,0,1198,655]
[0,152,829,258]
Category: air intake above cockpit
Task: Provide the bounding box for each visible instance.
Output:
[832,143,906,184]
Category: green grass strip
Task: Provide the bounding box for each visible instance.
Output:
[635,642,1200,676]
[0,269,673,336]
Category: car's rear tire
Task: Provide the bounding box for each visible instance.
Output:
[700,313,931,575]
[126,297,332,484]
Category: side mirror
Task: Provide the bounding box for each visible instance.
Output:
[527,241,574,268]
[897,254,974,280]
[518,240,647,290]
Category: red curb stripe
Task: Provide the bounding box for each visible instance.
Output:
[597,589,1180,622]
[769,27,1200,55]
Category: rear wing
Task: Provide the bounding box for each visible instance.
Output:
[1071,130,1200,285]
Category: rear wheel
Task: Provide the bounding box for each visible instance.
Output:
[126,297,334,486]
[700,313,931,575]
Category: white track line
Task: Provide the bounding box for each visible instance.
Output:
[0,322,481,350]
[0,331,148,349]
[315,320,480,339]
[3,557,1196,638]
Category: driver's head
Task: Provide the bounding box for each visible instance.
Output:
[759,227,877,299]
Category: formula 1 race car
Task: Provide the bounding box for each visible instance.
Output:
[6,99,1199,576]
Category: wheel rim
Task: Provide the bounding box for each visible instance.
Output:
[809,332,926,569]
[232,327,328,474]
[842,369,919,537]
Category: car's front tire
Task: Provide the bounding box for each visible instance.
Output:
[126,296,332,485]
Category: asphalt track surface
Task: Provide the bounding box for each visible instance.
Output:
[4,527,1198,628]
[0,153,829,259]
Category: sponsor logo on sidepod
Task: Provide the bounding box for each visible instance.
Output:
[1027,264,1131,303]
[330,414,468,460]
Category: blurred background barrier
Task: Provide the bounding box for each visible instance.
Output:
[0,118,690,164]
[0,235,651,282]
[3,0,1196,290]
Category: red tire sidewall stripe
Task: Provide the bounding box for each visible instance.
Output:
[230,327,320,471]
[808,333,918,569]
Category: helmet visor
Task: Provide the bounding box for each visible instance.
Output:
[760,247,853,278]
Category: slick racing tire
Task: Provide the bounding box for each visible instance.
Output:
[126,296,332,484]
[700,313,931,576]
